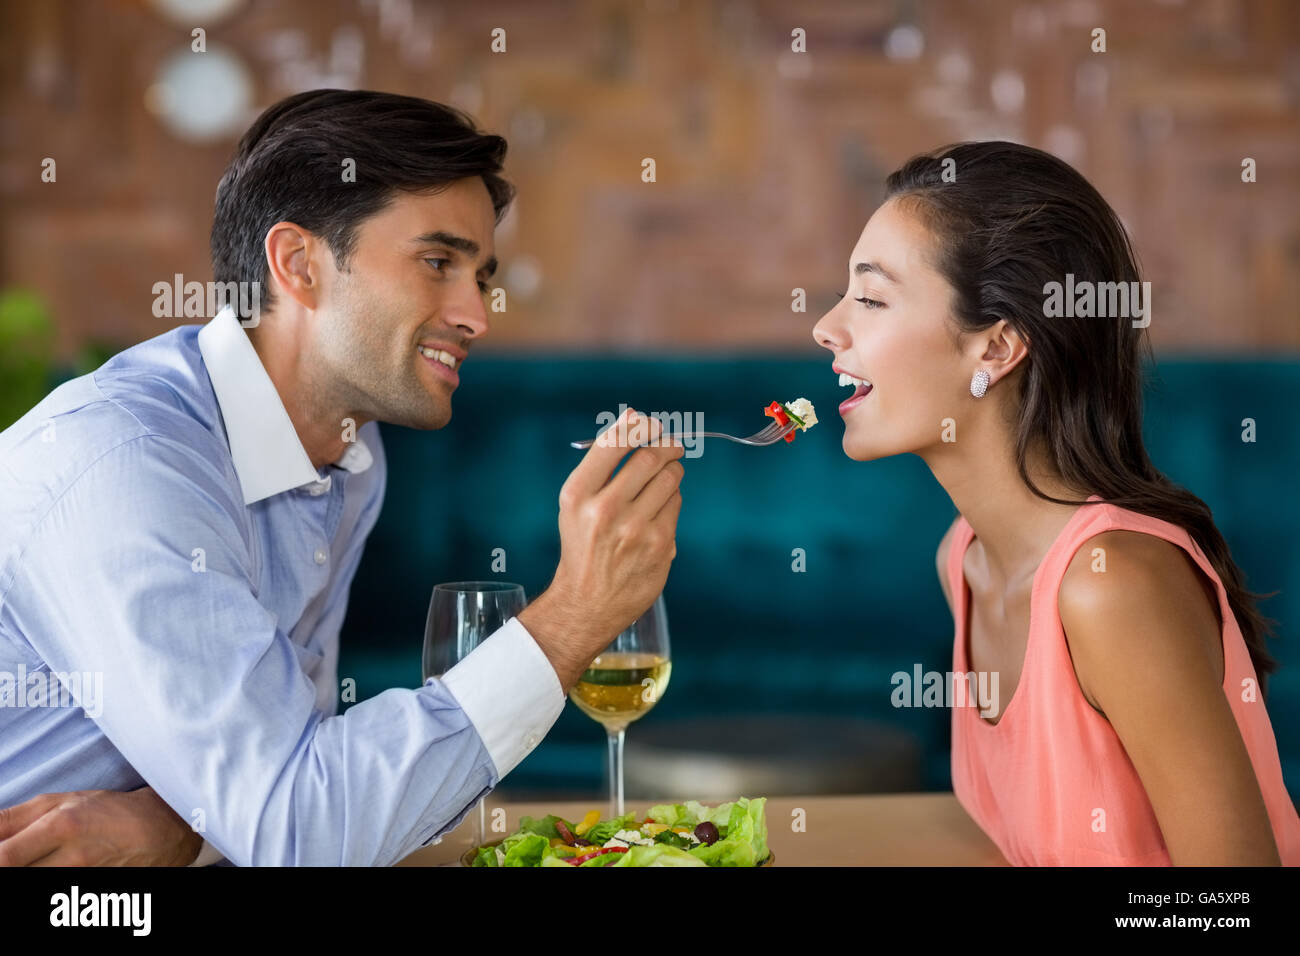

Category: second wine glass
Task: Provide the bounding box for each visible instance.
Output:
[423,581,527,850]
[568,594,671,818]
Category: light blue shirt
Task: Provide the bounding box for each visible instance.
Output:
[0,307,564,865]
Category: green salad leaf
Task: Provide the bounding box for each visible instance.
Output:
[687,797,768,867]
[652,829,695,850]
[517,814,571,840]
[647,800,735,829]
[501,832,549,867]
[688,800,737,828]
[578,850,624,866]
[582,811,639,844]
[645,803,687,827]
[609,845,707,867]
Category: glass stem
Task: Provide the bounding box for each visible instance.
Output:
[606,726,626,818]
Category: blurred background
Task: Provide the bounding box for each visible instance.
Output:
[2,0,1298,804]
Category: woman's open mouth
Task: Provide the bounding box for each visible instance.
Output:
[838,371,873,415]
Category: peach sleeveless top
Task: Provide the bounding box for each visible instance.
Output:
[948,495,1300,865]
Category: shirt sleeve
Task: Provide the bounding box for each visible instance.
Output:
[440,616,566,779]
[4,433,564,866]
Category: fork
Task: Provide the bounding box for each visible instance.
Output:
[569,421,796,449]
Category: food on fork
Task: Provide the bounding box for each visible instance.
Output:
[763,399,818,442]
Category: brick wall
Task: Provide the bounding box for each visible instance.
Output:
[1,0,1296,356]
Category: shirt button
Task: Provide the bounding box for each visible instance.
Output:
[525,734,538,748]
[313,547,328,565]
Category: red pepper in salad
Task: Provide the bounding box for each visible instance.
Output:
[764,401,798,442]
[566,846,629,866]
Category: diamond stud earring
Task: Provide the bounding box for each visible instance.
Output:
[970,369,990,398]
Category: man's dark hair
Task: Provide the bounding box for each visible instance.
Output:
[211,89,515,313]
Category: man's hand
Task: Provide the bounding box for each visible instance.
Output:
[0,787,202,866]
[521,407,684,691]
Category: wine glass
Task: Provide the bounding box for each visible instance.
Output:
[568,594,671,818]
[423,581,527,850]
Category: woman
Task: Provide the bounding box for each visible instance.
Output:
[812,141,1299,866]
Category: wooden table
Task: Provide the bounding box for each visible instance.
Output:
[397,792,1009,866]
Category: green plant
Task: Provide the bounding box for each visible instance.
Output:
[0,289,55,431]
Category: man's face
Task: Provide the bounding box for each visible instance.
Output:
[313,176,498,430]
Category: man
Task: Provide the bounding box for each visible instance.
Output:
[0,90,683,866]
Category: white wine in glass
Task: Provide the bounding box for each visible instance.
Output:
[568,595,670,817]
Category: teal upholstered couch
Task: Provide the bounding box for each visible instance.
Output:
[338,356,1300,802]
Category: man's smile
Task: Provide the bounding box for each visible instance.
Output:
[416,342,463,386]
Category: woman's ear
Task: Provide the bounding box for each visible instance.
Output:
[979,319,1030,386]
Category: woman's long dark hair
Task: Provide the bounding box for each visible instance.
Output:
[885,141,1278,693]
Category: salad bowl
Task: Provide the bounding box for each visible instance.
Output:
[462,797,773,867]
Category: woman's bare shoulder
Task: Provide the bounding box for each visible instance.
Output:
[1059,530,1224,705]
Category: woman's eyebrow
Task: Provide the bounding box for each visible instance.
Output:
[853,261,900,284]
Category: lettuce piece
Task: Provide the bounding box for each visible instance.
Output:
[690,841,750,865]
[501,833,549,867]
[517,814,570,840]
[578,850,625,867]
[471,845,499,867]
[647,801,734,828]
[653,829,695,850]
[583,811,638,845]
[499,830,530,850]
[540,854,574,867]
[684,800,735,827]
[690,833,754,866]
[746,797,769,862]
[539,842,565,862]
[687,797,768,866]
[609,844,708,867]
[646,803,686,826]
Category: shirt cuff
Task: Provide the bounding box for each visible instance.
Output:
[438,615,566,781]
[187,839,226,867]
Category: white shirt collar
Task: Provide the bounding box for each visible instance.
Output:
[196,306,373,506]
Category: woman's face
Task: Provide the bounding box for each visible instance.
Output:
[812,198,974,462]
